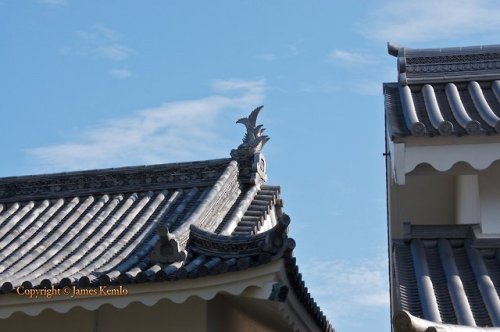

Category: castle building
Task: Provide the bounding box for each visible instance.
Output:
[0,107,332,332]
[384,42,500,331]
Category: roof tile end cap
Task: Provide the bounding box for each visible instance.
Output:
[388,42,401,57]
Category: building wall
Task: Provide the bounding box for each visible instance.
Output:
[208,294,293,332]
[0,294,297,332]
[478,161,500,233]
[0,297,207,332]
[389,160,500,237]
[389,173,456,238]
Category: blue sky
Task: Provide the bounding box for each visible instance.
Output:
[2,1,500,331]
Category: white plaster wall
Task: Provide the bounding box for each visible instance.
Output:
[455,174,480,224]
[0,306,95,332]
[0,297,207,332]
[208,294,293,332]
[479,163,500,234]
[389,174,456,238]
[0,293,298,332]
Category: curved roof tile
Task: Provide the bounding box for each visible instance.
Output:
[393,224,500,328]
[385,43,500,139]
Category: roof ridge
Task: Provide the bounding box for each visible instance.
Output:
[387,42,500,85]
[0,159,232,203]
[388,42,500,57]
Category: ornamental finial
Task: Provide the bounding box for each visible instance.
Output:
[231,105,269,158]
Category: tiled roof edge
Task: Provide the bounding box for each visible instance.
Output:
[188,212,291,259]
[393,310,500,332]
[388,42,500,85]
[400,222,500,249]
[0,158,232,203]
[383,82,407,140]
[284,255,335,332]
[389,43,500,58]
[403,223,473,241]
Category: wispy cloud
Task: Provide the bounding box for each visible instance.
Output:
[109,68,131,79]
[63,24,134,61]
[39,0,68,6]
[255,53,276,61]
[97,44,133,61]
[361,0,500,43]
[328,49,374,65]
[28,79,265,172]
[302,256,389,326]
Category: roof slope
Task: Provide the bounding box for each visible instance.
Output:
[384,43,500,139]
[392,224,500,330]
[0,158,243,289]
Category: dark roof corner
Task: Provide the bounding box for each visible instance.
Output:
[387,42,401,57]
[262,213,291,255]
[268,282,289,302]
[187,212,294,260]
[230,105,269,185]
[150,225,187,264]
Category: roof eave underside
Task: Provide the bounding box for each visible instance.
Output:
[0,260,283,319]
[0,257,333,332]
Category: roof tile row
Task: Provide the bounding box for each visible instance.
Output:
[393,225,500,327]
[385,44,500,139]
[385,80,500,138]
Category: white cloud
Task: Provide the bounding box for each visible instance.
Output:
[98,44,133,61]
[328,49,374,65]
[28,79,265,171]
[88,23,120,41]
[39,0,68,6]
[302,256,389,326]
[212,78,264,95]
[64,24,134,61]
[255,53,276,61]
[109,69,131,79]
[361,0,500,43]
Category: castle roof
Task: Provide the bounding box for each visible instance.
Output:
[0,107,333,332]
[393,224,500,331]
[384,43,500,139]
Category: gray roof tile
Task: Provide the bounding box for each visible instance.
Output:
[393,224,500,327]
[385,43,500,139]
